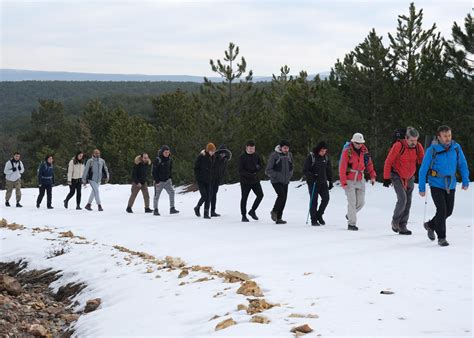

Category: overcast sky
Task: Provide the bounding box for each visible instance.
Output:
[1,0,471,76]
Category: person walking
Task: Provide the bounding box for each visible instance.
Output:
[64,151,85,210]
[303,141,333,226]
[265,140,294,224]
[4,152,25,207]
[339,133,376,231]
[210,144,232,217]
[383,127,424,235]
[194,143,216,219]
[152,145,179,216]
[126,153,153,214]
[36,154,55,209]
[418,125,469,246]
[82,149,109,211]
[239,140,264,222]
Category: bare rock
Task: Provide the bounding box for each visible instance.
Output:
[224,270,250,283]
[215,317,236,331]
[0,274,23,296]
[291,324,313,334]
[289,313,319,319]
[237,280,263,297]
[28,324,48,336]
[178,269,189,278]
[165,256,185,269]
[59,231,74,238]
[250,315,270,324]
[246,298,275,315]
[237,304,248,311]
[84,298,101,313]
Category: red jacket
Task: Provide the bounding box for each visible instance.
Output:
[339,143,376,187]
[383,140,424,180]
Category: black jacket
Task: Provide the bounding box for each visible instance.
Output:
[212,149,231,185]
[132,156,151,185]
[303,153,333,188]
[152,155,172,182]
[194,151,214,184]
[239,152,262,185]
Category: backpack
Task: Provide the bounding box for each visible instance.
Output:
[338,142,370,175]
[390,128,420,156]
[309,152,328,166]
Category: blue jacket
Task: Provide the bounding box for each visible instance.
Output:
[37,162,54,186]
[418,141,469,193]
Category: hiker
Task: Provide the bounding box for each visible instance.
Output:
[152,145,179,216]
[4,152,25,207]
[194,143,216,219]
[210,144,232,217]
[339,133,376,231]
[126,153,153,214]
[239,140,264,222]
[383,127,424,235]
[303,141,333,226]
[418,125,469,247]
[265,140,294,224]
[64,151,85,210]
[36,154,55,209]
[82,149,109,211]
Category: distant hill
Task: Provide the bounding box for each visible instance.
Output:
[0,69,329,82]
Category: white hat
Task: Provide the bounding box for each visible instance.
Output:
[351,132,365,143]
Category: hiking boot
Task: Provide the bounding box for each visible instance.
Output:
[311,221,320,226]
[5,201,10,207]
[248,209,258,220]
[98,205,103,212]
[153,209,160,216]
[170,207,180,214]
[398,224,412,235]
[76,205,82,210]
[144,207,153,213]
[391,222,399,233]
[194,206,201,217]
[211,211,221,217]
[16,202,23,208]
[348,224,359,231]
[47,206,54,209]
[85,203,92,211]
[36,203,40,209]
[317,214,326,225]
[64,199,68,209]
[242,215,249,222]
[126,206,133,213]
[276,219,287,224]
[438,238,449,247]
[424,222,435,241]
[270,210,277,222]
[203,210,211,219]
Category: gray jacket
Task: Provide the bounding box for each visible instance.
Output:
[265,145,294,184]
[82,157,109,183]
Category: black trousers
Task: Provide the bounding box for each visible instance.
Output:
[271,183,288,219]
[65,179,82,206]
[37,184,52,207]
[240,182,264,215]
[307,182,330,223]
[197,181,211,211]
[210,181,219,213]
[426,187,455,239]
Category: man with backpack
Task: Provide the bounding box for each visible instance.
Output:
[418,125,469,247]
[383,127,424,235]
[4,152,24,207]
[265,140,294,224]
[152,145,179,216]
[303,141,333,226]
[82,149,109,211]
[339,133,376,231]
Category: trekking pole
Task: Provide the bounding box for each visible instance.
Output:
[422,191,428,226]
[306,182,317,225]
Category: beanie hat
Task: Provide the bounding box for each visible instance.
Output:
[279,139,290,148]
[206,143,216,152]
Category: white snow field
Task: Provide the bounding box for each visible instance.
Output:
[1,181,472,337]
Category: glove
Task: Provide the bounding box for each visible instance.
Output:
[38,184,42,188]
[12,167,17,172]
[383,179,391,188]
[328,182,334,190]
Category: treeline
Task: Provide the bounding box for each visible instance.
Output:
[2,4,472,188]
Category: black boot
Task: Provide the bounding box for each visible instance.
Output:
[16,202,23,208]
[316,213,326,225]
[170,207,179,214]
[211,211,221,217]
[76,205,82,210]
[241,215,249,222]
[276,219,287,224]
[391,222,399,233]
[5,201,10,207]
[311,221,320,226]
[398,224,412,235]
[126,206,133,213]
[98,205,103,212]
[203,210,211,219]
[153,209,160,216]
[194,206,200,217]
[438,238,449,247]
[85,203,92,211]
[47,205,54,209]
[270,210,277,222]
[248,209,258,220]
[348,224,359,231]
[64,199,68,209]
[424,222,436,241]
[144,207,153,213]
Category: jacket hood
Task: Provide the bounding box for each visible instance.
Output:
[313,141,328,155]
[135,155,151,165]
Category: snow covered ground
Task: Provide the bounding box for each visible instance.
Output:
[1,181,472,337]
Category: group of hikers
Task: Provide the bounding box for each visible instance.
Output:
[3,125,470,247]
